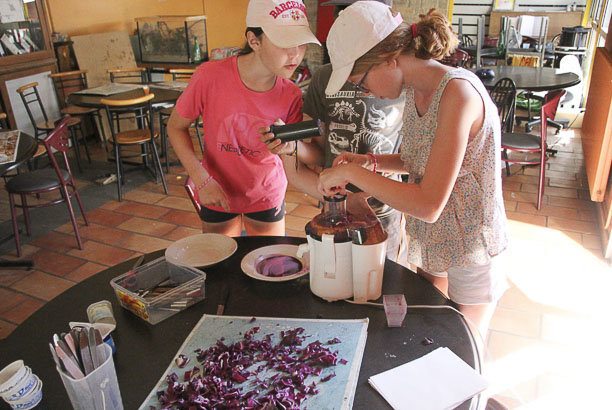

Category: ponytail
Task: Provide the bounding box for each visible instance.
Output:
[411,9,459,60]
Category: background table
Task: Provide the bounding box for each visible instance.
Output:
[66,84,182,108]
[471,65,580,91]
[0,132,37,176]
[0,236,481,410]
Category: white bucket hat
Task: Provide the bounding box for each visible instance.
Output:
[246,0,321,48]
[325,1,403,95]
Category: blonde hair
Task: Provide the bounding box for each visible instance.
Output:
[353,9,459,74]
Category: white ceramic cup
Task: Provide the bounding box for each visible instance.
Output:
[0,361,27,398]
[4,370,36,402]
[351,240,387,302]
[7,377,42,410]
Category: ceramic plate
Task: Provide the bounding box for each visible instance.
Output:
[240,245,309,282]
[165,233,238,268]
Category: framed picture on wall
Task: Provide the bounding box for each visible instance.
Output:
[494,0,515,11]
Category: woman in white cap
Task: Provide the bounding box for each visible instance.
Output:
[318,2,508,337]
[168,0,319,236]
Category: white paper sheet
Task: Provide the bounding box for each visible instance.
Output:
[368,347,488,410]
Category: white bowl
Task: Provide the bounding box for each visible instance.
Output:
[165,233,238,268]
[0,361,26,397]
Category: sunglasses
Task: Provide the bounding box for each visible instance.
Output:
[349,64,374,93]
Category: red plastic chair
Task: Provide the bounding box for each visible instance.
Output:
[501,89,566,210]
[5,116,89,256]
[440,49,471,68]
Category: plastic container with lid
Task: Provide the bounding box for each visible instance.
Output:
[110,257,205,325]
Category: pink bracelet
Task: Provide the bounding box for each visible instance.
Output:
[196,175,213,191]
[366,153,377,173]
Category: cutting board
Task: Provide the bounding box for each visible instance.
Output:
[140,315,369,409]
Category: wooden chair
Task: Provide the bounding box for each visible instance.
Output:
[501,89,565,209]
[440,49,471,68]
[159,68,203,172]
[107,67,147,83]
[16,82,91,172]
[101,93,168,201]
[49,70,105,146]
[5,116,89,256]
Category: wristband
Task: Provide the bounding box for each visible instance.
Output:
[196,175,213,191]
[366,153,377,173]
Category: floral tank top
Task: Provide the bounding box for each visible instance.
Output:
[399,68,508,272]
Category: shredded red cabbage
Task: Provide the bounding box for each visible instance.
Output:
[153,326,346,409]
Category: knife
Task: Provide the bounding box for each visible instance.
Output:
[55,335,81,372]
[88,327,99,369]
[55,344,85,379]
[216,285,230,315]
[49,342,64,371]
[63,332,79,362]
[79,329,95,375]
[93,328,107,364]
[70,328,83,368]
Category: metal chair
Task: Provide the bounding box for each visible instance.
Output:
[49,70,105,147]
[107,67,147,83]
[5,116,89,256]
[16,82,91,172]
[159,68,204,172]
[101,93,168,201]
[440,49,471,68]
[490,77,517,134]
[501,89,566,209]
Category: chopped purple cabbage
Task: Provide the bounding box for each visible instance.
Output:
[153,326,346,409]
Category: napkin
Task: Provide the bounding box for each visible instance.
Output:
[368,347,488,410]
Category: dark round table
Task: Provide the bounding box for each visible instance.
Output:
[66,84,182,108]
[0,132,37,176]
[471,65,581,91]
[0,236,480,410]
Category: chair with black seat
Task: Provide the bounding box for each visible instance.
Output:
[49,70,105,149]
[440,49,471,68]
[101,93,168,201]
[17,82,90,172]
[5,116,89,257]
[107,67,147,83]
[490,77,517,134]
[158,68,204,172]
[501,89,565,210]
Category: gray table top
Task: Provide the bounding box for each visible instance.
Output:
[471,65,581,91]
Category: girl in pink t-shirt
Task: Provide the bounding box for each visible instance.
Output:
[168,0,319,236]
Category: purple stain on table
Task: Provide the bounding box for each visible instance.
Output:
[255,254,303,277]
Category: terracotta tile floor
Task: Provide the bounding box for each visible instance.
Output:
[1,126,610,409]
